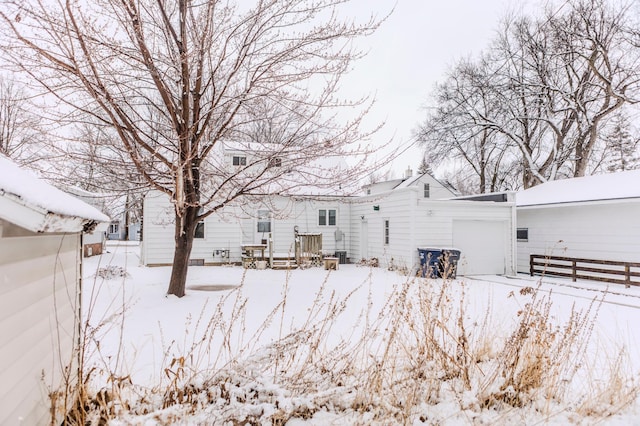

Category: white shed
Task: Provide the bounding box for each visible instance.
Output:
[0,156,109,425]
[516,170,640,273]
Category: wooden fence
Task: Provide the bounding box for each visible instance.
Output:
[529,254,640,287]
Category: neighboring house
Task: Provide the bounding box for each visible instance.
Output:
[363,167,459,198]
[0,156,109,425]
[142,191,352,266]
[142,166,516,275]
[64,186,110,256]
[515,170,640,273]
[105,195,128,240]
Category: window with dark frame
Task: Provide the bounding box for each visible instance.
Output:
[384,219,390,245]
[194,208,205,238]
[424,183,430,198]
[517,228,528,242]
[268,157,282,168]
[318,209,337,226]
[232,156,246,166]
[194,221,205,238]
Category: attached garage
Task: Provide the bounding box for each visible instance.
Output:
[453,220,508,275]
[350,186,516,276]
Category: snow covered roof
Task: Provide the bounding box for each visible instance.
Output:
[0,155,110,233]
[516,169,640,207]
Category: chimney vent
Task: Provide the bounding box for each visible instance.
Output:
[405,166,413,179]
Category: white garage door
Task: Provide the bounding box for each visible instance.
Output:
[452,220,506,275]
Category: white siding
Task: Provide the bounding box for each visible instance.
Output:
[141,191,178,265]
[142,191,245,265]
[0,230,80,426]
[141,189,515,274]
[142,192,352,265]
[351,188,515,275]
[516,201,640,273]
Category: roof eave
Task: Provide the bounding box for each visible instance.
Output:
[0,192,99,234]
[517,196,640,209]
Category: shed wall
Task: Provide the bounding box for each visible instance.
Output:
[0,229,80,426]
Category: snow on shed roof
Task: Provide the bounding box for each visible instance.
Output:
[516,169,640,207]
[0,155,110,233]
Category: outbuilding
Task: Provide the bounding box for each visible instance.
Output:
[0,156,109,425]
[515,170,640,274]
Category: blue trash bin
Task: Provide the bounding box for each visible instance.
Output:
[417,248,443,278]
[440,248,461,279]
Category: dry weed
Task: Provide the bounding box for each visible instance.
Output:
[51,258,640,425]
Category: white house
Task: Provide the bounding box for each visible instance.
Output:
[142,167,516,276]
[0,156,109,425]
[515,170,640,274]
[351,179,515,275]
[142,191,353,266]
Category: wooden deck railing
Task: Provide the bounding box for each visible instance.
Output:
[530,254,640,287]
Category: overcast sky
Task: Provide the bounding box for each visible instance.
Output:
[340,0,535,177]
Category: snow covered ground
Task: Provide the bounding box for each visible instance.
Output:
[81,241,640,424]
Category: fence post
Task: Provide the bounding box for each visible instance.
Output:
[572,260,577,282]
[530,255,534,276]
[625,264,631,288]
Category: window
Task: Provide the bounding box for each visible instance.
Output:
[384,219,390,245]
[424,183,430,198]
[319,209,337,226]
[194,221,205,238]
[268,157,282,168]
[257,210,271,233]
[232,156,246,166]
[517,228,528,242]
[194,208,205,238]
[109,223,119,234]
[328,209,336,226]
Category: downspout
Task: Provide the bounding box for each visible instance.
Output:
[409,188,417,271]
[77,232,84,398]
[510,201,517,276]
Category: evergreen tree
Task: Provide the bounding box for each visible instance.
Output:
[605,112,639,172]
[418,156,433,175]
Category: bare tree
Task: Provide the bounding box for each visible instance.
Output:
[0,76,45,166]
[417,58,519,193]
[418,0,640,191]
[0,0,385,297]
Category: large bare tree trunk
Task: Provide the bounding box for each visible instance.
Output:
[167,203,198,297]
[167,217,196,298]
